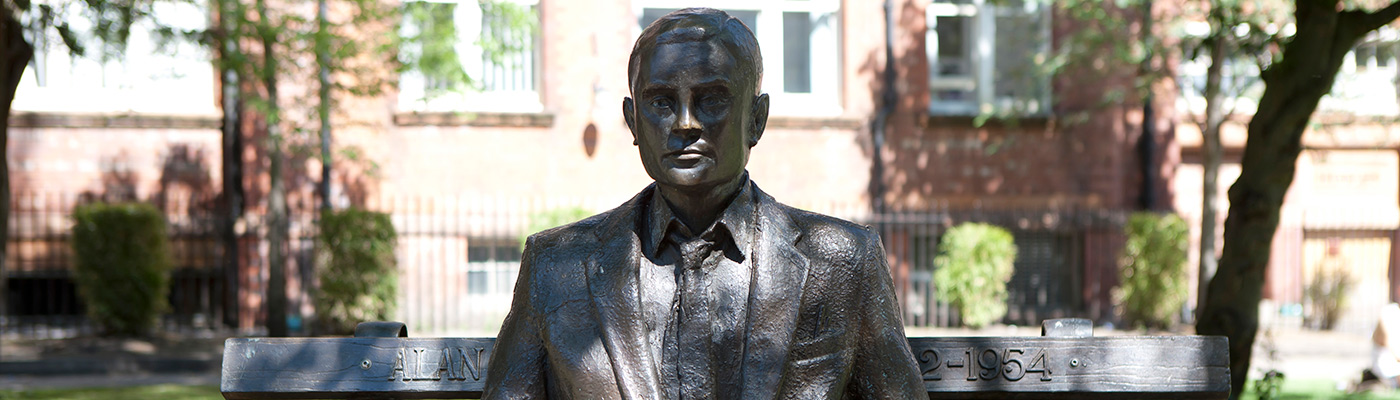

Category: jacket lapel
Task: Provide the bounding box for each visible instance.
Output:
[739,187,810,399]
[585,187,662,400]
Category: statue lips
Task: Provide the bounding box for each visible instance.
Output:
[666,147,711,169]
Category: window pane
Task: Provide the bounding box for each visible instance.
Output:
[993,7,1045,111]
[496,244,522,262]
[468,245,491,262]
[468,271,489,294]
[404,1,466,94]
[783,12,813,93]
[480,3,537,92]
[931,14,973,103]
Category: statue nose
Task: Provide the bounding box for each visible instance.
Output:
[673,101,702,133]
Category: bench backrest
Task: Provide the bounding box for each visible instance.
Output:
[220,319,1229,399]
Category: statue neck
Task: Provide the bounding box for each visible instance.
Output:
[655,175,747,234]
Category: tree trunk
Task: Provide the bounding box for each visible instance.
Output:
[317,0,332,213]
[217,0,244,330]
[258,0,288,338]
[1,5,34,335]
[1196,0,1399,397]
[1196,16,1228,323]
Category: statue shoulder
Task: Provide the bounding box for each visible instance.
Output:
[521,209,612,257]
[778,204,883,261]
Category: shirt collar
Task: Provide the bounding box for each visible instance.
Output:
[645,175,755,257]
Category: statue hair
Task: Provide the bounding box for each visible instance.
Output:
[627,7,763,95]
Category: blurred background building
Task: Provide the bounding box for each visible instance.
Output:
[5,0,1398,338]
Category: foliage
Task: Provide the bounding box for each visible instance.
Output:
[1251,369,1286,400]
[315,208,398,335]
[1304,257,1353,330]
[70,202,172,337]
[933,223,1018,328]
[1117,212,1189,330]
[519,206,592,245]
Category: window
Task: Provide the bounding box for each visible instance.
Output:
[925,0,1050,116]
[399,0,541,113]
[466,239,521,296]
[1324,27,1400,116]
[634,0,841,116]
[14,1,215,115]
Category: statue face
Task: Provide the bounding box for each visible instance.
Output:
[625,40,768,194]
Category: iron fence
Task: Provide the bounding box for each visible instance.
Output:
[18,190,1385,338]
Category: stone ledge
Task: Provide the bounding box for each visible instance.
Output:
[8,112,221,130]
[766,116,866,130]
[393,111,555,128]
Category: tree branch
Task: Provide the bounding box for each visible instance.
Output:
[1348,0,1400,36]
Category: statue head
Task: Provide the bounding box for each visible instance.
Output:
[624,8,770,196]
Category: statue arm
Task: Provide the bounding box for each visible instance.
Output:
[847,228,926,399]
[482,236,548,400]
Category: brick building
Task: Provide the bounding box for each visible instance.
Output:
[7,0,1178,335]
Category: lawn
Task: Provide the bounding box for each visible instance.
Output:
[0,385,222,400]
[1241,378,1400,400]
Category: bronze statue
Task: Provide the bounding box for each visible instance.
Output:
[483,7,925,399]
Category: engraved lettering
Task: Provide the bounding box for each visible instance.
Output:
[1002,348,1025,381]
[458,347,486,381]
[412,348,429,380]
[918,349,941,381]
[390,348,408,381]
[977,349,1000,380]
[965,348,976,381]
[1025,348,1052,381]
[434,348,451,381]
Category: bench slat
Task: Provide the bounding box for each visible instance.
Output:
[222,335,1228,399]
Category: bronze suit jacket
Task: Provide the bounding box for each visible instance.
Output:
[483,183,925,399]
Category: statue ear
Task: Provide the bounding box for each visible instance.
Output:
[749,93,769,147]
[623,97,638,145]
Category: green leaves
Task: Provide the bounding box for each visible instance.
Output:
[1117,212,1188,330]
[70,202,173,337]
[315,208,398,335]
[933,223,1018,329]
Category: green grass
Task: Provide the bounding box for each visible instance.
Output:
[0,384,222,400]
[1242,378,1400,400]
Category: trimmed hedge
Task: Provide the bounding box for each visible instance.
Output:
[315,208,398,335]
[1118,212,1189,330]
[71,202,173,337]
[934,222,1018,328]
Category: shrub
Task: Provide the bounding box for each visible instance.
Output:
[71,202,173,337]
[934,223,1018,328]
[1118,212,1189,330]
[315,208,398,335]
[1304,254,1352,330]
[519,206,593,245]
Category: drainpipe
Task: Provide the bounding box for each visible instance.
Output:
[872,0,897,215]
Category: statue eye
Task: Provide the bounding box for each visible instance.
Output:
[700,94,729,109]
[650,97,674,110]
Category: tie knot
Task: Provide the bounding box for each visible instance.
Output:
[667,230,714,270]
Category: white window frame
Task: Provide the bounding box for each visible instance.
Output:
[398,0,542,114]
[631,0,842,117]
[14,0,216,115]
[925,0,1051,116]
[465,239,521,298]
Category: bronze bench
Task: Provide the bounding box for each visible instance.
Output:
[220,318,1229,399]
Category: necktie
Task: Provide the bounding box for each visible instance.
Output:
[677,235,715,400]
